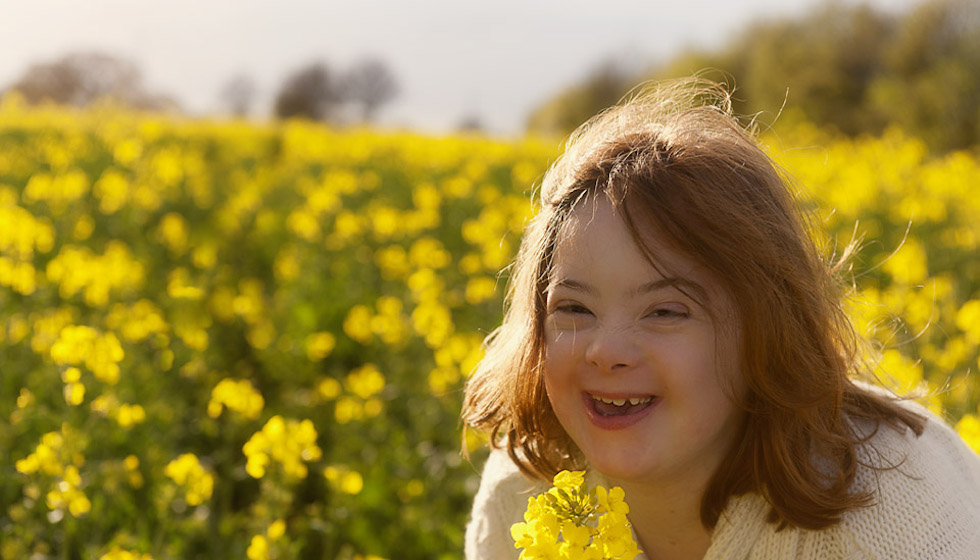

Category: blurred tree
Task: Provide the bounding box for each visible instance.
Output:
[457,114,484,134]
[729,3,894,135]
[526,62,632,136]
[529,0,980,151]
[8,51,178,111]
[220,74,258,117]
[342,58,398,123]
[273,62,341,122]
[868,0,980,152]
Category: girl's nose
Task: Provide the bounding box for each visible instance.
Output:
[584,325,638,374]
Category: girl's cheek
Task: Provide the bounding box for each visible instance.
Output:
[546,329,584,355]
[544,345,576,378]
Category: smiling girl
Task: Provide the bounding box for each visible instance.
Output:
[461,79,980,559]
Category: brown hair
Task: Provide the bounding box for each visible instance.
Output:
[461,78,925,530]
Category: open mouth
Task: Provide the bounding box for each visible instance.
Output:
[589,394,656,417]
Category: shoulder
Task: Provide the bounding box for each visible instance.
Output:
[465,448,550,560]
[833,399,980,559]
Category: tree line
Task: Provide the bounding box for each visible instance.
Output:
[527,0,980,153]
[2,52,397,125]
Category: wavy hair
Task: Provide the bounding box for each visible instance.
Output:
[461,78,924,530]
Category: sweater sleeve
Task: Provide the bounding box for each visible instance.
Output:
[465,449,548,560]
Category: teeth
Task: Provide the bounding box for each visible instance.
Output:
[592,395,653,406]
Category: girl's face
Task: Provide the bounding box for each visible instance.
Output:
[542,197,744,488]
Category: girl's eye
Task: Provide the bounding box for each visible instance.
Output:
[646,306,689,320]
[554,303,592,315]
[546,301,594,330]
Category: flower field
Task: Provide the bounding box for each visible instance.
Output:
[1,94,978,559]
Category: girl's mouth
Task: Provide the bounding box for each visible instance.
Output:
[590,394,656,416]
[582,392,658,430]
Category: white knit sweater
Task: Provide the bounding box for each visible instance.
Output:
[465,404,980,560]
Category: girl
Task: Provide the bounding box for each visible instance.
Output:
[461,79,980,559]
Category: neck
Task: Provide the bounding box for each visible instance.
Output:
[611,475,713,560]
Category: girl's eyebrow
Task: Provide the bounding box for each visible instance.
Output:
[637,278,709,302]
[548,278,595,295]
[548,277,708,301]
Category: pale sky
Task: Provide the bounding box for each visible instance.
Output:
[0,0,921,136]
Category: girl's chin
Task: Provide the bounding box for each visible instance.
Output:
[581,447,659,482]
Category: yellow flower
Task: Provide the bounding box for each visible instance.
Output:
[340,470,364,495]
[371,296,408,345]
[243,416,322,479]
[208,378,264,420]
[16,424,83,480]
[232,278,266,324]
[465,276,498,304]
[408,237,450,269]
[125,454,144,488]
[305,331,336,361]
[164,453,214,506]
[105,300,169,342]
[246,321,276,350]
[369,205,401,239]
[246,534,269,560]
[512,470,640,560]
[882,239,928,285]
[44,465,91,518]
[375,245,411,280]
[22,168,90,210]
[956,414,980,454]
[411,299,454,348]
[552,470,585,491]
[113,137,143,165]
[878,349,923,394]
[167,267,205,300]
[0,203,55,259]
[287,207,321,241]
[324,465,365,495]
[100,547,153,560]
[63,381,85,406]
[93,168,131,214]
[363,398,383,418]
[267,519,286,540]
[73,214,95,240]
[345,364,385,400]
[317,378,342,400]
[16,388,35,409]
[956,300,980,344]
[192,242,218,269]
[45,241,145,306]
[332,210,363,241]
[157,212,189,255]
[116,404,146,428]
[596,486,629,516]
[343,298,409,346]
[61,367,85,406]
[334,397,364,424]
[50,325,125,384]
[343,304,374,345]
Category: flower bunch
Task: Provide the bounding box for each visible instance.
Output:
[511,470,641,560]
[164,453,214,506]
[207,378,265,420]
[242,416,322,479]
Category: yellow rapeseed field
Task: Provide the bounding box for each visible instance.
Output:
[1,93,977,559]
